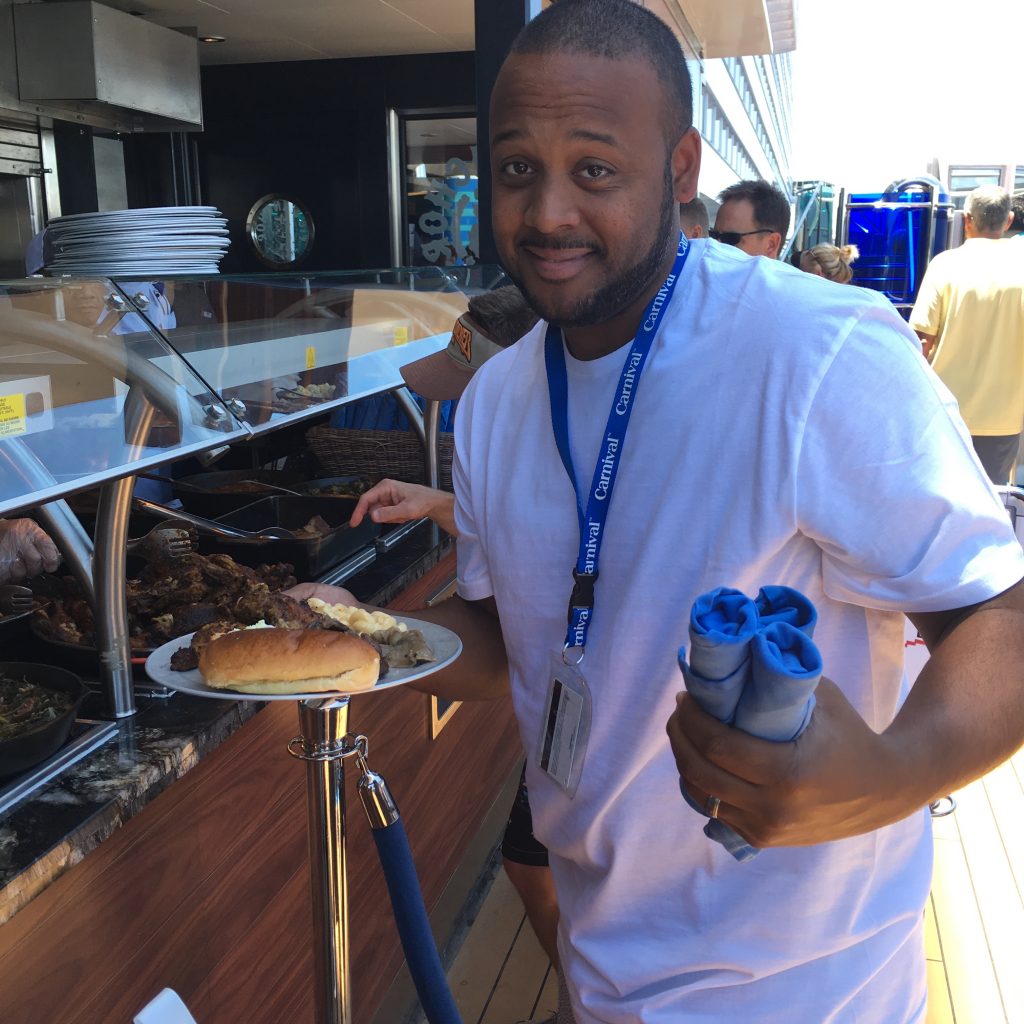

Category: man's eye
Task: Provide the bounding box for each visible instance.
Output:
[579,165,612,180]
[501,160,532,177]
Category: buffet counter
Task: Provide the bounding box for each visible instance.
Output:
[0,268,522,1023]
[0,523,452,928]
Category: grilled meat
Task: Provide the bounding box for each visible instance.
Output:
[32,556,299,654]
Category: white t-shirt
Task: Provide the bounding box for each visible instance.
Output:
[454,241,1024,1024]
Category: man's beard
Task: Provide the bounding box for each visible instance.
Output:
[510,167,678,329]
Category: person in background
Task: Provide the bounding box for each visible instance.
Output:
[711,179,791,258]
[911,185,1024,484]
[354,286,536,534]
[61,280,176,335]
[293,3,1024,1020]
[799,243,859,283]
[0,519,59,584]
[1006,192,1024,238]
[352,287,565,981]
[677,198,708,239]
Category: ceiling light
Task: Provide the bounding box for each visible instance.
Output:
[200,34,226,43]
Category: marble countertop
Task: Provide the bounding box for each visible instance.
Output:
[0,525,453,927]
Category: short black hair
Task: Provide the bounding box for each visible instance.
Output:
[467,285,538,345]
[678,198,709,234]
[1009,192,1024,235]
[510,0,693,141]
[718,180,792,239]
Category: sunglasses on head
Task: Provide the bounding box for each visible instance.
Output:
[709,228,774,246]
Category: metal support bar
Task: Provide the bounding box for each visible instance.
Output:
[424,398,442,547]
[425,399,441,490]
[92,388,157,718]
[319,545,378,587]
[33,497,95,603]
[291,697,357,1024]
[375,517,429,554]
[394,386,426,448]
[780,182,821,262]
[0,436,95,602]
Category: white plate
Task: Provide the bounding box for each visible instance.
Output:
[51,207,220,222]
[145,616,463,701]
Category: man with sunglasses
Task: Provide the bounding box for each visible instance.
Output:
[711,179,791,258]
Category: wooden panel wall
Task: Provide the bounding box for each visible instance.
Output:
[0,552,523,1023]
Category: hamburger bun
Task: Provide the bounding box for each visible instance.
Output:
[198,628,380,695]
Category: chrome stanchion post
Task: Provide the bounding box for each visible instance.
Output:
[289,696,359,1024]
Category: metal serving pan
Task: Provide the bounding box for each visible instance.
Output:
[208,496,380,578]
[0,662,87,778]
[173,469,305,517]
[27,620,154,679]
[299,476,374,499]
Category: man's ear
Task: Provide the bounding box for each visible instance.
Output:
[672,128,702,204]
[768,231,783,258]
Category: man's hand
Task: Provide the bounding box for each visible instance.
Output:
[350,479,457,535]
[666,677,915,848]
[0,519,61,584]
[668,579,1024,849]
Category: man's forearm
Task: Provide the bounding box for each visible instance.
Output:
[408,594,510,702]
[915,330,937,361]
[892,580,1024,804]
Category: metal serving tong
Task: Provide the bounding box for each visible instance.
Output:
[126,520,195,562]
[0,584,34,616]
[132,497,295,541]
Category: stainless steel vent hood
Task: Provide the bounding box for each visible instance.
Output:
[13,1,202,131]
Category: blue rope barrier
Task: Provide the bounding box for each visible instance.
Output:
[371,819,463,1024]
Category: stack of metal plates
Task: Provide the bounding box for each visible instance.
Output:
[44,206,230,276]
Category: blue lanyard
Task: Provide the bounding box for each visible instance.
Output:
[544,233,690,661]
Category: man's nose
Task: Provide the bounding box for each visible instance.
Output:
[523,174,581,235]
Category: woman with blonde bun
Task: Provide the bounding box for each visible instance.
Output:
[799,243,859,284]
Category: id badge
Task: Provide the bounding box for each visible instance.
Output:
[537,652,593,797]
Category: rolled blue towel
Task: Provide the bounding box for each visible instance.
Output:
[753,585,817,637]
[678,587,823,864]
[734,621,822,742]
[684,587,759,724]
[677,588,759,821]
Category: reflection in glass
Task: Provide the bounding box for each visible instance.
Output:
[0,278,243,515]
[246,195,315,268]
[402,116,478,267]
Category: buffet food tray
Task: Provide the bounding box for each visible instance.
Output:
[208,496,380,577]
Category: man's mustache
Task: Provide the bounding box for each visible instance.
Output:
[518,235,603,255]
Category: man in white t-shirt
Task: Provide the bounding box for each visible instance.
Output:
[292,2,1024,1021]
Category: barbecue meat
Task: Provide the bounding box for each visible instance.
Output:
[255,563,298,593]
[233,587,324,629]
[32,555,300,653]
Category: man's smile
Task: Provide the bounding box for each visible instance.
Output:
[520,244,597,281]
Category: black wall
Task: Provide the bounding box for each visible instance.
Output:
[124,51,476,274]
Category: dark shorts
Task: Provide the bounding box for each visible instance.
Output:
[501,766,550,867]
[972,433,1020,484]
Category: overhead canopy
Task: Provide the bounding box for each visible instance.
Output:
[674,0,797,57]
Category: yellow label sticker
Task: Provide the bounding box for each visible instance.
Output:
[305,346,316,370]
[393,325,409,347]
[0,394,27,438]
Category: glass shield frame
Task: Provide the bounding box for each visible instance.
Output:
[106,264,510,438]
[0,277,248,517]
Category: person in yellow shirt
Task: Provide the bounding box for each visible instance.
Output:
[911,185,1024,483]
